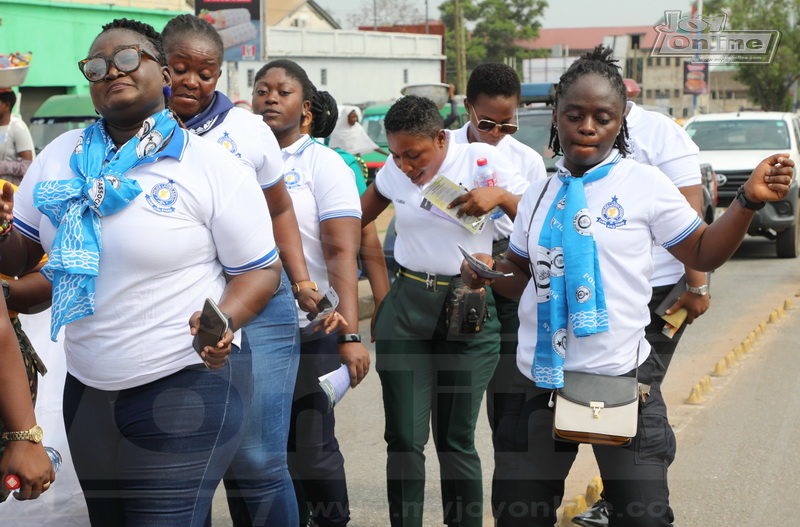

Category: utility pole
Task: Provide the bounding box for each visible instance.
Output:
[454,0,467,93]
[373,0,378,30]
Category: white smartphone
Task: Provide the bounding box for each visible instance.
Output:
[192,298,229,356]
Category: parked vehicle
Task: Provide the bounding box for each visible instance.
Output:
[29,94,97,154]
[684,112,800,258]
[699,162,718,224]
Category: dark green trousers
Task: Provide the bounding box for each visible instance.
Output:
[375,272,500,527]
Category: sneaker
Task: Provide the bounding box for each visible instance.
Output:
[571,499,610,527]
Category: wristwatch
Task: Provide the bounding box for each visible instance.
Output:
[291,280,319,296]
[1,279,9,300]
[337,333,362,344]
[685,284,709,296]
[1,424,44,444]
[735,185,765,211]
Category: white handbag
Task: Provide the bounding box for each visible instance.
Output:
[553,370,640,446]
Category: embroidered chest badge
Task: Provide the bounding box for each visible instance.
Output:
[597,195,627,229]
[146,180,178,213]
[218,132,242,158]
[283,168,302,190]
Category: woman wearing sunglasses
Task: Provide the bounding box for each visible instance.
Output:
[359,94,528,527]
[452,63,548,440]
[0,18,283,525]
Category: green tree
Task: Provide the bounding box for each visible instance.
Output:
[439,0,548,87]
[703,0,800,111]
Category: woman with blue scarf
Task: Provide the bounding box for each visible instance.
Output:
[162,15,317,526]
[0,18,282,525]
[461,46,794,527]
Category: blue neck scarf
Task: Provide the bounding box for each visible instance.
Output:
[183,91,234,135]
[532,152,620,388]
[34,109,182,340]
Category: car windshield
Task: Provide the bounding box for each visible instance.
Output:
[516,110,558,172]
[685,119,790,150]
[363,115,387,146]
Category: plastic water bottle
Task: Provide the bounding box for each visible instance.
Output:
[1,446,61,501]
[473,158,505,220]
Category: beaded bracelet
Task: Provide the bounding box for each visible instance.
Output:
[0,217,13,239]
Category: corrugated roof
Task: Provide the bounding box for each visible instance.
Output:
[519,26,660,52]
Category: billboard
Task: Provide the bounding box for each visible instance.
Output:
[683,62,709,95]
[195,0,263,61]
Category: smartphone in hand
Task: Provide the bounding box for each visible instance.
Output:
[193,298,229,356]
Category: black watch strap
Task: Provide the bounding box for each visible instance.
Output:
[337,333,362,344]
[735,185,765,211]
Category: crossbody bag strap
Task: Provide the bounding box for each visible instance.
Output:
[526,176,553,287]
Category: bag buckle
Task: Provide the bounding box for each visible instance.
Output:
[426,272,437,291]
[590,401,604,419]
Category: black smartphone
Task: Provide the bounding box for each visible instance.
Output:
[192,298,229,355]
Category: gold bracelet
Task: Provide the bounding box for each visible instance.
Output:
[291,280,319,296]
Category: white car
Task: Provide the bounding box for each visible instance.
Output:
[684,111,800,258]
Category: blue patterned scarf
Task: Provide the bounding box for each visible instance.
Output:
[183,91,234,135]
[532,153,621,388]
[34,109,182,340]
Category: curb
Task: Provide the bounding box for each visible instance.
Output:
[558,295,795,525]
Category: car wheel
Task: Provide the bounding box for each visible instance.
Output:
[776,208,800,258]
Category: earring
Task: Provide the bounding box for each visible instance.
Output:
[163,86,172,98]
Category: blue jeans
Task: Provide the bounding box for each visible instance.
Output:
[223,271,301,526]
[63,345,252,526]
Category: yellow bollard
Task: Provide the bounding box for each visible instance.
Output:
[769,311,779,324]
[760,321,767,332]
[712,359,728,376]
[586,477,603,506]
[754,326,762,338]
[560,501,579,527]
[687,384,705,404]
[734,344,745,360]
[573,494,588,512]
[777,306,785,318]
[701,375,714,392]
[725,351,738,368]
[749,330,757,342]
[785,298,793,310]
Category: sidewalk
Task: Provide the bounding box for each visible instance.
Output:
[358,206,394,320]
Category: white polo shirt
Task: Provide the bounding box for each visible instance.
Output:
[375,130,529,276]
[509,153,702,380]
[280,135,362,325]
[15,128,278,391]
[195,107,284,189]
[453,123,547,240]
[625,101,702,287]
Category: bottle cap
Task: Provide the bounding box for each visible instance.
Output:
[476,158,488,166]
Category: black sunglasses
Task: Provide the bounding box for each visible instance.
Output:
[78,45,159,83]
[471,107,519,135]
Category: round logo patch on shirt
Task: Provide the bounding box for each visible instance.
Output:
[218,132,242,158]
[146,180,178,213]
[283,168,302,190]
[598,195,627,229]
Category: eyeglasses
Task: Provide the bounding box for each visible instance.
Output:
[470,107,519,135]
[78,45,159,83]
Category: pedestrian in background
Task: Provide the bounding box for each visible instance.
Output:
[0,89,34,185]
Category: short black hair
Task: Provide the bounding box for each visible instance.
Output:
[254,59,316,103]
[0,90,16,110]
[384,95,442,139]
[466,63,521,103]
[310,90,339,138]
[548,44,630,157]
[162,14,224,63]
[97,18,166,66]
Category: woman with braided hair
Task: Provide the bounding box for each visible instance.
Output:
[460,45,794,526]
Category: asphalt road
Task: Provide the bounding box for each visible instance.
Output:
[208,234,800,526]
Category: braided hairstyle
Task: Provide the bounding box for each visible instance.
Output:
[384,95,443,139]
[162,14,224,63]
[309,90,339,138]
[548,45,630,157]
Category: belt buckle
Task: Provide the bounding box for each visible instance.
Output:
[426,272,437,291]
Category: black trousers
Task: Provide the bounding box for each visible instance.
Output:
[492,350,676,527]
[645,284,690,373]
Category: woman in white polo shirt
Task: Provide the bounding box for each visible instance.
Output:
[252,59,369,527]
[462,46,793,527]
[359,94,529,527]
[0,19,283,524]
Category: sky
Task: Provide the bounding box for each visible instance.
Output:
[314,0,695,30]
